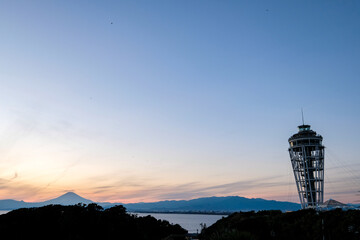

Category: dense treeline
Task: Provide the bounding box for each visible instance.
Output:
[200,209,360,240]
[0,203,187,240]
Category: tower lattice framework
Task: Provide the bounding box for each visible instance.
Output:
[288,124,325,209]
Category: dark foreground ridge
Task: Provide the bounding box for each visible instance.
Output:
[200,208,360,240]
[0,204,187,240]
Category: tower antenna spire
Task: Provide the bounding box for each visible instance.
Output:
[301,108,305,125]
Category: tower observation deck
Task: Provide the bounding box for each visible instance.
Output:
[288,124,325,209]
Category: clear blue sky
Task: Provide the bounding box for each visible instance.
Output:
[0,0,359,203]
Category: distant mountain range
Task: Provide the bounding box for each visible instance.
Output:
[0,192,301,212]
[123,196,301,212]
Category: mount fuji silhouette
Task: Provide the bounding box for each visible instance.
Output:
[41,192,93,205]
[0,192,92,210]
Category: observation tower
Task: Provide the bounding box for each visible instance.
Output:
[288,124,325,209]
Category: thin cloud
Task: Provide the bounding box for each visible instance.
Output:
[153,176,288,201]
[43,159,82,189]
[10,172,18,180]
[0,117,38,160]
[84,176,288,203]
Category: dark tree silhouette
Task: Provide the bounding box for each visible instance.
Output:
[200,209,360,240]
[0,204,187,240]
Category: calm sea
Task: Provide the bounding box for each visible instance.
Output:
[0,210,226,233]
[134,212,227,233]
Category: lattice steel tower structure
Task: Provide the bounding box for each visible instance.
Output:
[288,124,325,209]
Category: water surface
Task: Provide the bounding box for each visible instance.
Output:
[134,212,227,233]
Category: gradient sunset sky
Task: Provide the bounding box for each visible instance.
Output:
[0,1,359,204]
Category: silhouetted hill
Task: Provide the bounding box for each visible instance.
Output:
[199,209,360,240]
[0,193,300,212]
[0,204,187,240]
[0,199,34,210]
